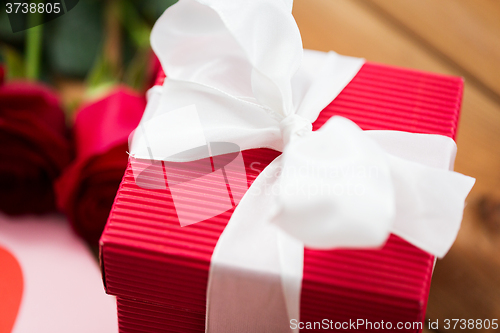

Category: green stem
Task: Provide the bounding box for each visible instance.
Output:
[25,5,43,80]
[85,0,121,98]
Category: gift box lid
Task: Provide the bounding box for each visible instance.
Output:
[100,61,463,331]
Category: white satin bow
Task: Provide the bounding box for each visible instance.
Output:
[130,0,475,332]
[274,114,474,255]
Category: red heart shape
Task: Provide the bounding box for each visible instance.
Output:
[0,246,23,333]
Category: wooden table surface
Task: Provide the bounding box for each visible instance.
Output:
[292,0,500,332]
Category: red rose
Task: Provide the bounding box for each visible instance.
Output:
[55,87,145,245]
[0,74,71,215]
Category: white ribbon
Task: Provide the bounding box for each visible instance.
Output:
[130,0,475,332]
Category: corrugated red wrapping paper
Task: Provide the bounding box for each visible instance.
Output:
[100,62,464,332]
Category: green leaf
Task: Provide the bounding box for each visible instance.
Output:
[0,9,26,45]
[133,0,178,23]
[123,47,151,91]
[44,0,104,77]
[1,45,25,80]
[121,0,151,49]
[85,50,119,94]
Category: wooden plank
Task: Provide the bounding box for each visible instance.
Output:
[292,0,500,329]
[428,237,500,329]
[293,0,452,73]
[357,0,500,101]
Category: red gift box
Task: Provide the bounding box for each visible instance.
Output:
[100,61,463,332]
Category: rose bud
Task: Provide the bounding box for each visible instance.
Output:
[55,87,145,245]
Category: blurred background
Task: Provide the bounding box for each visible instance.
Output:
[1,0,499,332]
[0,0,175,105]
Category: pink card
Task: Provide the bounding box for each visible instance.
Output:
[0,215,117,333]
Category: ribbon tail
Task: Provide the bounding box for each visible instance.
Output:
[388,154,475,258]
[276,225,304,333]
[206,156,303,333]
